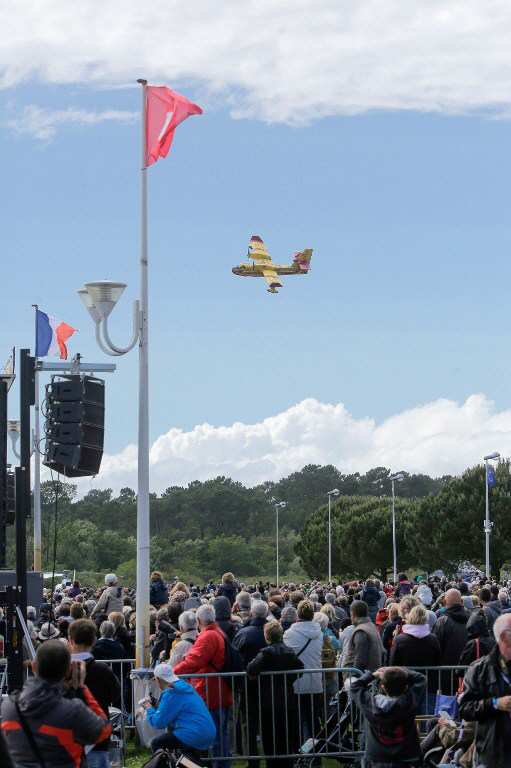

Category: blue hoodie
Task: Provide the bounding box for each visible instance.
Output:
[146,679,216,750]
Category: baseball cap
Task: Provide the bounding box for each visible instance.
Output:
[153,664,179,683]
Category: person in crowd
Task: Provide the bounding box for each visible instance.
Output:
[432,587,469,693]
[38,623,60,643]
[34,603,52,629]
[91,574,124,617]
[143,663,216,758]
[478,586,504,633]
[389,603,441,714]
[314,610,340,651]
[395,572,412,598]
[213,596,239,641]
[351,666,427,768]
[283,599,323,753]
[169,610,199,667]
[108,610,134,658]
[184,589,202,611]
[361,579,381,624]
[343,600,383,673]
[1,640,111,768]
[325,592,346,624]
[232,591,252,624]
[67,580,82,599]
[168,581,191,602]
[68,619,121,768]
[416,580,433,608]
[215,572,238,606]
[247,620,304,768]
[92,620,125,668]
[459,608,496,667]
[149,571,168,609]
[174,604,233,768]
[280,605,297,632]
[459,613,511,768]
[151,603,182,663]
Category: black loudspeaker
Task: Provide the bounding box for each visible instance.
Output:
[43,376,105,477]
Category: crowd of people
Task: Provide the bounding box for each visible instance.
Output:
[2,568,511,768]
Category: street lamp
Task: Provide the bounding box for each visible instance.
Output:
[327,489,340,582]
[389,473,404,583]
[7,419,37,460]
[78,276,148,667]
[484,452,500,579]
[275,502,287,586]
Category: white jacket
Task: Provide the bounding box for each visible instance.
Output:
[283,620,323,694]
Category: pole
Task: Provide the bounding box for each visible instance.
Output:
[485,459,490,579]
[276,505,279,586]
[392,479,397,583]
[136,78,150,668]
[0,379,7,568]
[17,348,34,621]
[328,493,332,583]
[32,305,41,573]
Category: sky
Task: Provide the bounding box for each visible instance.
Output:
[2,1,511,494]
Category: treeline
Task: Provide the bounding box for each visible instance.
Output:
[5,464,451,583]
[297,460,511,581]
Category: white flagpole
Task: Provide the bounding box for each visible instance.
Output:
[32,304,42,573]
[135,79,150,668]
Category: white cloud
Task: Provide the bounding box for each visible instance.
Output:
[65,394,511,496]
[1,2,511,124]
[4,105,137,140]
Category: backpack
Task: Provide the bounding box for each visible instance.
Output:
[210,629,243,687]
[141,749,171,768]
[321,634,337,685]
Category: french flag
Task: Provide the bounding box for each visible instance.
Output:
[35,309,76,360]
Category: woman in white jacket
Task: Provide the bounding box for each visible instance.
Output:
[283,599,323,752]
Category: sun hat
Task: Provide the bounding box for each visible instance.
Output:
[105,573,118,586]
[153,664,179,683]
[38,624,60,641]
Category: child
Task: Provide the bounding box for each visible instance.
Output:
[351,666,426,768]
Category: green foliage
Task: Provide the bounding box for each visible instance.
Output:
[296,495,418,580]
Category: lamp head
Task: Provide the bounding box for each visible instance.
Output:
[7,419,20,442]
[484,452,500,461]
[328,488,340,497]
[390,473,405,482]
[83,281,127,319]
[275,501,287,509]
[78,289,101,324]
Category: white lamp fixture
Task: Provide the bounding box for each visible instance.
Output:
[79,280,141,356]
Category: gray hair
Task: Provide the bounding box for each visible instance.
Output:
[251,600,269,619]
[197,604,216,626]
[179,610,197,632]
[494,613,511,642]
[280,606,297,625]
[313,612,329,631]
[325,593,335,605]
[236,591,251,610]
[100,620,115,638]
[499,591,509,603]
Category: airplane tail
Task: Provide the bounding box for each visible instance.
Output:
[291,248,312,272]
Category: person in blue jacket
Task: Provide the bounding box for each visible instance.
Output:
[143,663,216,758]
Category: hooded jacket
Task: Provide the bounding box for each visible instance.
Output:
[394,580,412,598]
[483,600,503,633]
[283,620,323,693]
[212,596,239,641]
[146,679,216,750]
[431,603,469,666]
[459,611,496,667]
[459,644,511,767]
[417,584,433,606]
[174,622,233,710]
[1,677,111,768]
[232,616,267,668]
[91,585,124,617]
[389,625,441,688]
[246,642,305,710]
[149,578,168,607]
[351,669,426,764]
[215,582,238,607]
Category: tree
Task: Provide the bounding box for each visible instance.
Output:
[296,495,418,581]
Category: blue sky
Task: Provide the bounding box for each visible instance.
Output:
[2,1,511,491]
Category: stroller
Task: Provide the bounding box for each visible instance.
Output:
[295,685,363,766]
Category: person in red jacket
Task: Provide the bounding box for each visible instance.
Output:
[174,603,231,768]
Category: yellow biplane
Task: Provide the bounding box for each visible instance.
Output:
[232,236,313,293]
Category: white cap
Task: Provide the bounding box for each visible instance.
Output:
[105,573,118,585]
[153,664,179,684]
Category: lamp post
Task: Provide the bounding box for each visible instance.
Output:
[275,502,287,586]
[327,489,340,582]
[8,420,40,570]
[484,451,500,579]
[389,473,404,583]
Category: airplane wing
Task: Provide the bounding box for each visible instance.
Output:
[248,235,272,263]
[263,268,283,292]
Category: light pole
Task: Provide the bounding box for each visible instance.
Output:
[484,451,500,579]
[389,473,404,583]
[327,489,340,582]
[8,419,40,570]
[275,502,286,586]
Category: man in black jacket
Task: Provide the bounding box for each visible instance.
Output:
[69,619,121,768]
[431,588,469,693]
[459,613,511,768]
[351,666,426,768]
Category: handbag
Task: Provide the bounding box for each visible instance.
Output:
[141,749,173,767]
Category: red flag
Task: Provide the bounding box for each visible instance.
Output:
[146,86,202,166]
